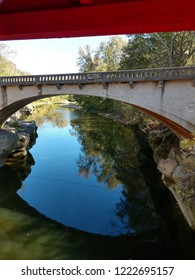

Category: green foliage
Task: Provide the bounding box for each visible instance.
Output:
[120,32,195,69]
[75,36,126,113]
[77,36,126,72]
[180,138,195,152]
[74,95,120,113]
[26,103,69,128]
[77,45,97,72]
[75,32,195,123]
[95,36,127,71]
[0,43,30,76]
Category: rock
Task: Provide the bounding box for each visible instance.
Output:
[158,158,178,178]
[144,123,195,230]
[17,121,37,139]
[6,102,35,121]
[7,125,37,164]
[11,104,35,119]
[22,104,35,115]
[10,147,28,158]
[180,155,195,173]
[16,133,31,149]
[172,165,190,185]
[0,130,19,167]
[168,147,180,161]
[5,119,37,137]
[0,115,37,168]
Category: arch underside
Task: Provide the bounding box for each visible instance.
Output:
[0,96,52,125]
[0,94,193,139]
[133,105,193,139]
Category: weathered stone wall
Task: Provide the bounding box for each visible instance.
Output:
[145,126,195,230]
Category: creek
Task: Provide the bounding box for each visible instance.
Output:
[0,104,194,259]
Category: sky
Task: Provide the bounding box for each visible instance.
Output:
[3,35,126,75]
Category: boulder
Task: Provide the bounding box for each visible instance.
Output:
[172,165,190,185]
[0,118,37,168]
[0,130,19,167]
[158,158,178,178]
[17,121,37,138]
[180,155,195,173]
[9,104,35,119]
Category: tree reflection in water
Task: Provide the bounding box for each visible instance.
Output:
[70,114,169,235]
[71,114,139,190]
[26,103,69,128]
[1,107,195,259]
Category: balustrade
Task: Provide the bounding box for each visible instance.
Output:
[0,66,195,86]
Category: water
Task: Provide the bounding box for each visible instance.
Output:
[0,105,195,259]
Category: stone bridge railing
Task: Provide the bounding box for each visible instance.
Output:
[0,66,195,86]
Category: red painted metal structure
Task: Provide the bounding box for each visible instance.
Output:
[0,0,195,41]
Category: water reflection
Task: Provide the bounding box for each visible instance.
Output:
[25,103,69,128]
[0,166,129,260]
[71,115,138,185]
[0,106,195,259]
[70,114,165,234]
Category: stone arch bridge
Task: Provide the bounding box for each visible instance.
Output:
[1,66,195,139]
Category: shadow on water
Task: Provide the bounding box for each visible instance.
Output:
[0,164,175,260]
[0,107,195,260]
[0,164,185,260]
[0,164,129,260]
[135,128,195,259]
[70,112,195,259]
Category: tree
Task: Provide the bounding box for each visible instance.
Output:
[0,43,15,58]
[96,36,127,71]
[77,36,126,72]
[77,45,98,72]
[75,36,126,113]
[0,43,29,76]
[75,32,195,119]
[120,31,195,69]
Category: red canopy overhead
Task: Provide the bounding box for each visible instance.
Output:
[0,0,194,40]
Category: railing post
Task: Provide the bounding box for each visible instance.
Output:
[0,67,195,86]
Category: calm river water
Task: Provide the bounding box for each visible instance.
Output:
[0,104,195,259]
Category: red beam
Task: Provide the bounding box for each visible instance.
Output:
[0,0,195,40]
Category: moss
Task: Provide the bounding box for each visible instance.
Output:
[180,138,195,152]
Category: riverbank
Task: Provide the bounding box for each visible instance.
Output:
[143,122,195,230]
[0,104,37,169]
[94,109,195,231]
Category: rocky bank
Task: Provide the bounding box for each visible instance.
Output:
[98,111,195,230]
[0,105,37,169]
[142,123,195,230]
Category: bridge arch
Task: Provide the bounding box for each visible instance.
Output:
[0,95,54,125]
[0,92,193,140]
[1,67,195,139]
